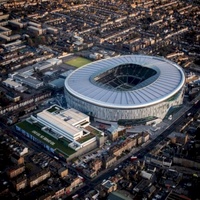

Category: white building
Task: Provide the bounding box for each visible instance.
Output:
[3,78,22,89]
[36,105,90,141]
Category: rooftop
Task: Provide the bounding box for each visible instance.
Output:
[65,55,185,109]
[37,105,89,136]
[16,120,75,157]
[3,78,21,87]
[108,190,134,200]
[102,180,116,189]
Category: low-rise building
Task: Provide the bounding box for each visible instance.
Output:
[140,170,153,180]
[13,74,44,89]
[168,132,189,145]
[89,159,102,172]
[133,179,151,193]
[7,165,25,178]
[107,190,134,200]
[111,138,137,157]
[10,154,24,165]
[102,180,117,193]
[85,189,99,200]
[27,26,43,36]
[83,169,97,179]
[3,78,22,89]
[145,154,172,167]
[65,176,83,193]
[137,134,143,145]
[29,169,51,188]
[5,92,21,102]
[142,132,150,143]
[107,125,126,141]
[12,177,27,191]
[102,155,117,169]
[58,168,68,178]
[165,191,191,200]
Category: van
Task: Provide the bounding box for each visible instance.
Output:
[168,115,172,120]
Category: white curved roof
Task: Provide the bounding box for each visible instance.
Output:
[65,55,185,109]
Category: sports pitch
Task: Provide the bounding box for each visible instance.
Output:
[65,57,92,67]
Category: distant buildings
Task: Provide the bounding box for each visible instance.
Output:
[102,180,117,193]
[0,0,199,199]
[0,132,85,198]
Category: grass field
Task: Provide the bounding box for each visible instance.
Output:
[65,57,92,67]
[16,120,75,157]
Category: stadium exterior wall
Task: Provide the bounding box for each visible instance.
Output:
[64,87,184,123]
[64,55,185,124]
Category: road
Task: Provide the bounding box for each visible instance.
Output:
[67,100,200,199]
[0,99,199,200]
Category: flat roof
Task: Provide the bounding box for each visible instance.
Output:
[14,74,43,85]
[48,78,65,88]
[102,180,116,188]
[37,106,89,136]
[108,191,133,200]
[24,76,43,85]
[3,78,21,87]
[65,55,185,109]
[16,120,75,156]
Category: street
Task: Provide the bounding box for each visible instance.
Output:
[0,98,199,200]
[67,100,200,199]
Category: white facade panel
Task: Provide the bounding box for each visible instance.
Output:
[65,55,185,123]
[36,106,90,141]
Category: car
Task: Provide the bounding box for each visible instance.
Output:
[114,168,118,171]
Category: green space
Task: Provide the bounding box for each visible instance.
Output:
[77,133,95,143]
[85,126,103,137]
[47,105,64,113]
[16,120,75,157]
[92,129,102,137]
[65,57,92,68]
[59,137,71,146]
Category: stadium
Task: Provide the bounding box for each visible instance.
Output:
[64,55,185,124]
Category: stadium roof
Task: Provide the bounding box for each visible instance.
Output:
[65,55,185,109]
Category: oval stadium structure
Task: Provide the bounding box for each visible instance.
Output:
[65,55,185,124]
